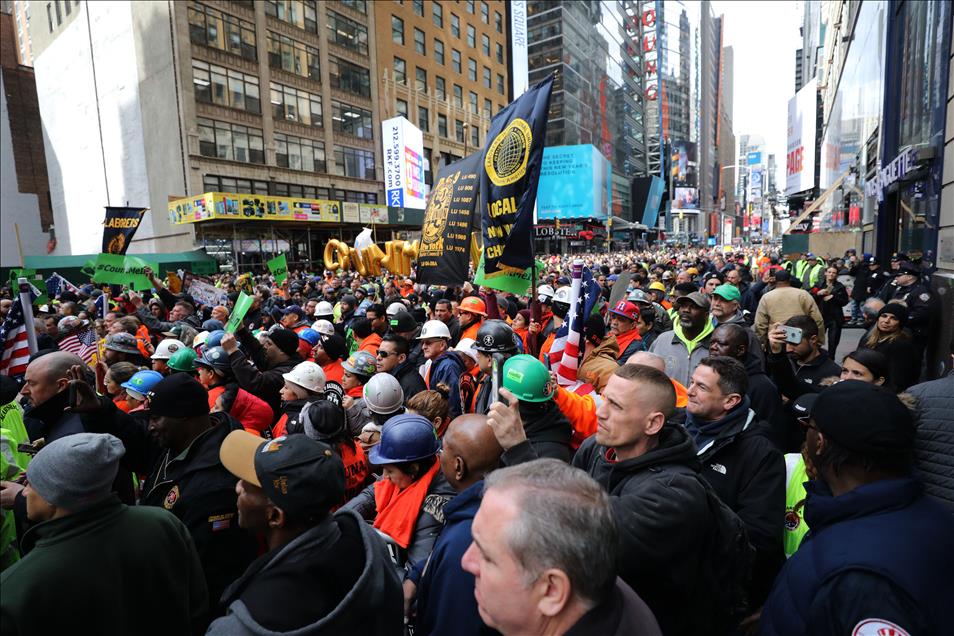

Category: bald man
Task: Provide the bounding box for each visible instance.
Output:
[410,415,502,636]
[627,350,689,410]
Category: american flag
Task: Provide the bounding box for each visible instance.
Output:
[0,293,36,377]
[550,261,602,386]
[93,293,109,319]
[45,272,79,299]
[58,324,98,364]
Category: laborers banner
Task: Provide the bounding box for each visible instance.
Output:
[102,207,148,254]
[417,153,482,287]
[90,253,158,290]
[479,74,553,278]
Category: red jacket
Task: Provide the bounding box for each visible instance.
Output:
[208,385,272,436]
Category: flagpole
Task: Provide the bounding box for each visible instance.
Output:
[17,278,38,356]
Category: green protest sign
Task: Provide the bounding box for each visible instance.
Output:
[225,291,253,333]
[267,254,288,284]
[473,255,546,296]
[90,253,158,290]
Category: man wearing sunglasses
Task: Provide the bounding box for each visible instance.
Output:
[375,334,426,401]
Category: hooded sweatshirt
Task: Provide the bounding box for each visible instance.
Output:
[207,510,403,636]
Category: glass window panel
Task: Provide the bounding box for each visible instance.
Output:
[467,25,475,47]
[432,2,443,27]
[416,67,427,93]
[392,15,404,44]
[451,13,459,37]
[414,28,425,55]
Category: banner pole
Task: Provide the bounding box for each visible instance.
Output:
[17,278,38,356]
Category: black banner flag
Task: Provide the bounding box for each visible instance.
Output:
[479,74,553,278]
[417,153,481,287]
[102,207,147,254]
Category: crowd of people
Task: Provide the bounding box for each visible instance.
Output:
[0,245,951,635]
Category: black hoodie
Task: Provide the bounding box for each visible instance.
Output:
[500,400,574,465]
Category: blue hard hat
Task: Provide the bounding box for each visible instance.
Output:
[194,346,232,372]
[121,370,164,396]
[368,413,441,465]
[206,330,226,348]
[298,328,320,346]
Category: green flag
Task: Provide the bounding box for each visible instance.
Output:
[90,253,158,290]
[267,254,288,284]
[474,255,545,296]
[225,292,254,333]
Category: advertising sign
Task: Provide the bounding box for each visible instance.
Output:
[536,145,612,220]
[747,151,762,166]
[672,187,700,210]
[671,140,697,187]
[169,194,401,227]
[382,116,426,210]
[509,0,529,97]
[786,77,817,195]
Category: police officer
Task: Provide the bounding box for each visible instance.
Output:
[878,260,934,356]
[470,320,520,415]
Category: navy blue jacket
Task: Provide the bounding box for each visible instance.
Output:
[427,352,465,418]
[759,477,954,635]
[413,481,498,636]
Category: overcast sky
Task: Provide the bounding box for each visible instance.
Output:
[713,0,804,189]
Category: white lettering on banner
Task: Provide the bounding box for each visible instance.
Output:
[864,147,918,202]
[510,1,529,97]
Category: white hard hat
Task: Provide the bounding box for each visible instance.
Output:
[193,331,210,348]
[454,337,480,362]
[417,319,451,340]
[315,301,334,316]
[363,373,404,415]
[387,301,408,317]
[151,338,186,360]
[312,319,335,337]
[282,361,326,394]
[537,284,555,302]
[553,286,572,304]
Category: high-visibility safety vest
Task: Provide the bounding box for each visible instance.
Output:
[783,453,810,559]
[1,400,31,571]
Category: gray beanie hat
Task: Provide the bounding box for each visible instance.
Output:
[27,433,125,510]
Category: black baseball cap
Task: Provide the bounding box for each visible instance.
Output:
[283,304,304,316]
[220,431,345,517]
[149,374,210,418]
[810,381,914,455]
[791,393,818,421]
[389,311,417,333]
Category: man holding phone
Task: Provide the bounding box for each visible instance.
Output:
[754,269,825,346]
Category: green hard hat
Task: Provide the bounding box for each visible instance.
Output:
[502,354,554,403]
[167,347,198,373]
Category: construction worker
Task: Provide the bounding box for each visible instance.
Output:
[470,320,521,415]
[457,296,487,343]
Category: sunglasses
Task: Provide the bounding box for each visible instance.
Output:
[376,350,396,359]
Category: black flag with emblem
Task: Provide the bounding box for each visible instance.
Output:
[102,207,148,254]
[479,74,553,278]
[417,153,482,287]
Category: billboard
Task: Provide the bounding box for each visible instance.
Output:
[748,168,763,203]
[671,140,697,187]
[747,151,762,166]
[382,116,426,210]
[786,77,817,195]
[509,0,529,97]
[672,187,700,210]
[168,193,390,226]
[536,145,612,220]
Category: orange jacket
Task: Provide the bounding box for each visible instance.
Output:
[539,331,556,364]
[322,359,345,385]
[460,320,480,343]
[135,324,152,359]
[358,332,382,356]
[554,387,601,450]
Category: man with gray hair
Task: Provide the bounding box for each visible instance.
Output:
[461,458,660,636]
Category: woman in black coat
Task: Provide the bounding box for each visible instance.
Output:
[812,265,850,357]
[857,303,920,391]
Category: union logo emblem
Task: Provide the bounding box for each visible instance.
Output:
[163,485,180,510]
[484,119,532,186]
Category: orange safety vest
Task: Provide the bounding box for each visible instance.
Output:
[340,442,370,505]
[135,324,152,359]
[460,320,480,343]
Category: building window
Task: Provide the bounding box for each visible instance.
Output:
[453,84,463,108]
[275,132,326,172]
[437,114,448,137]
[450,13,459,37]
[270,82,322,126]
[204,175,270,194]
[334,145,375,179]
[414,28,425,55]
[469,91,478,115]
[329,57,371,97]
[434,39,445,65]
[331,101,374,139]
[467,58,477,81]
[455,119,465,142]
[326,10,369,55]
[415,67,427,93]
[496,73,504,95]
[495,11,502,33]
[466,0,474,14]
[418,106,429,132]
[481,1,489,24]
[481,33,490,56]
[53,0,61,25]
[466,24,475,47]
[435,76,446,100]
[412,0,423,16]
[432,2,443,27]
[496,42,504,63]
[197,117,265,164]
[391,15,404,44]
[471,125,479,147]
[484,97,492,118]
[394,57,407,85]
[266,32,320,81]
[340,0,366,13]
[452,49,462,74]
[396,99,408,118]
[193,61,261,114]
[188,4,257,61]
[264,0,318,33]
[483,66,491,88]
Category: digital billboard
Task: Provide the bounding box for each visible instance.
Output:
[382,116,426,210]
[672,187,700,210]
[786,77,817,195]
[671,140,697,187]
[536,145,612,220]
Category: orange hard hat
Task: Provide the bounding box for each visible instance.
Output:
[458,296,487,316]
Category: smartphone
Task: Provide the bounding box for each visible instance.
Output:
[780,325,803,345]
